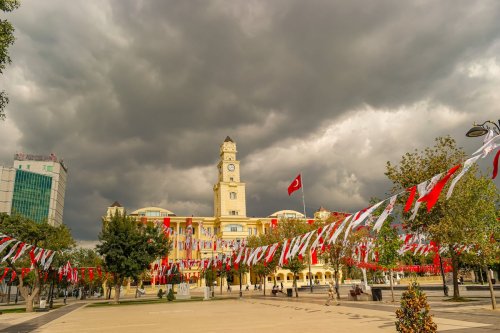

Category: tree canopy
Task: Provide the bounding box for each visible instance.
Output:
[0,0,20,120]
[385,136,500,298]
[97,211,172,303]
[0,213,75,312]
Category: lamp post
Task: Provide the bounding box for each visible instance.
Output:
[236,240,243,298]
[211,250,215,297]
[465,120,498,309]
[239,267,243,298]
[465,120,500,137]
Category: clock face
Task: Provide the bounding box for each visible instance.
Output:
[227,164,235,171]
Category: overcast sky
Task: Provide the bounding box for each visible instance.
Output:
[1,0,500,242]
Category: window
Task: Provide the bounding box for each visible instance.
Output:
[229,210,238,216]
[146,211,161,217]
[224,224,243,232]
[26,165,30,170]
[229,192,237,199]
[46,165,53,172]
[248,228,252,235]
[230,177,234,182]
[179,227,183,234]
[254,228,257,235]
[18,165,22,169]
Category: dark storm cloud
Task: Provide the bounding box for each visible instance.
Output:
[1,0,500,240]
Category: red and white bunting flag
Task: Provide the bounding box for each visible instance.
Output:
[373,195,397,232]
[0,238,15,255]
[473,130,500,157]
[254,245,269,265]
[279,239,290,266]
[265,243,280,264]
[418,164,460,212]
[447,155,481,198]
[287,174,302,196]
[298,231,315,258]
[493,150,500,179]
[328,215,351,244]
[350,201,384,231]
[0,267,9,283]
[2,241,20,262]
[311,223,333,250]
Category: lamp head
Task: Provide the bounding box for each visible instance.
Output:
[466,125,488,137]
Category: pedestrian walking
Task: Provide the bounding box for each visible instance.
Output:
[325,281,339,306]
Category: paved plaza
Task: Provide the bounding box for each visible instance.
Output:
[1,289,499,333]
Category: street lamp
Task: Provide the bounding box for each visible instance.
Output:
[466,120,500,137]
[236,240,243,298]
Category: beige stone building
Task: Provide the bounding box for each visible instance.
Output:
[105,137,336,288]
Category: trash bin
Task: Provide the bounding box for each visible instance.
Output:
[372,288,382,301]
[39,299,47,309]
[286,288,293,297]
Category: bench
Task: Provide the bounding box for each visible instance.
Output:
[347,286,371,301]
[271,289,283,296]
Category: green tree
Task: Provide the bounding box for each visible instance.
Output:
[277,218,315,297]
[321,215,367,300]
[0,213,75,312]
[68,248,104,299]
[375,219,403,302]
[247,232,280,295]
[0,0,20,120]
[395,282,437,333]
[385,136,498,299]
[97,211,172,304]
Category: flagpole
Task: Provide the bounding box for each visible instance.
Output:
[301,173,307,218]
[301,173,313,293]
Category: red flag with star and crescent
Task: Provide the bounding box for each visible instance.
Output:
[288,174,302,196]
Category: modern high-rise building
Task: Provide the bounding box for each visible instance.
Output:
[0,153,68,226]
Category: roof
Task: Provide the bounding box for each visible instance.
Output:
[224,136,234,143]
[130,206,175,215]
[110,201,122,207]
[268,209,305,218]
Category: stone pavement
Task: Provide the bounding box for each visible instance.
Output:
[1,288,499,332]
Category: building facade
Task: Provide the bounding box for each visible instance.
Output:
[106,137,337,287]
[0,153,68,226]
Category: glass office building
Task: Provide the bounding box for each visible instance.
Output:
[11,169,53,223]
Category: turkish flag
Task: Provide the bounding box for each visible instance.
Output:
[311,248,318,265]
[287,174,302,196]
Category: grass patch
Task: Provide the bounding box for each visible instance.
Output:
[443,297,475,302]
[0,307,26,313]
[87,297,207,307]
[0,304,65,314]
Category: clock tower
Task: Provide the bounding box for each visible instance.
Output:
[213,136,247,217]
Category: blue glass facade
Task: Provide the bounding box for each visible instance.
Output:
[11,169,52,223]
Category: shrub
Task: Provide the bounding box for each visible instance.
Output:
[157,289,164,299]
[395,282,437,333]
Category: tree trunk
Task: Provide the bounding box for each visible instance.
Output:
[449,247,460,299]
[293,275,298,297]
[113,282,121,304]
[389,269,395,302]
[263,275,266,296]
[484,266,497,310]
[6,283,11,304]
[334,269,341,301]
[439,254,448,296]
